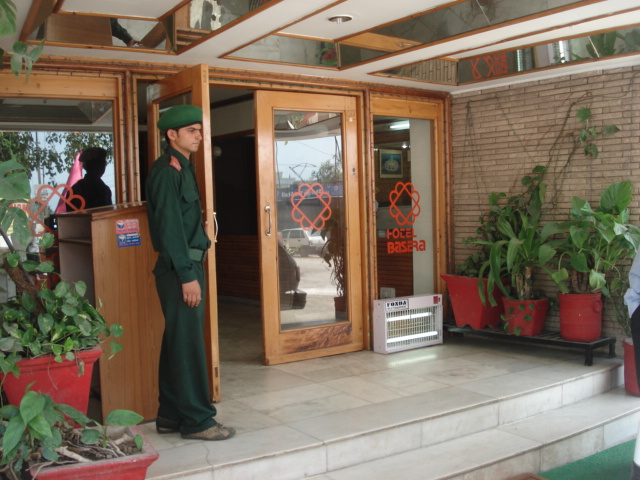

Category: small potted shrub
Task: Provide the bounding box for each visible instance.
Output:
[0,389,158,480]
[546,180,640,341]
[473,166,565,336]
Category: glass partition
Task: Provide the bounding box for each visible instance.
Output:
[374,115,434,298]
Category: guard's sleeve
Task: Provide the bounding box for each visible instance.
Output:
[146,166,197,283]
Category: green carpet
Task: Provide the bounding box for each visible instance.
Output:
[540,440,635,480]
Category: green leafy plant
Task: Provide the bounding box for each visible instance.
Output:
[0,388,143,480]
[0,0,43,81]
[0,160,122,382]
[472,166,565,304]
[545,180,640,296]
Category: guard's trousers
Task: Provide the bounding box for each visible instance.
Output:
[154,259,217,434]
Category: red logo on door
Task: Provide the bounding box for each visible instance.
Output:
[389,182,420,226]
[291,183,332,230]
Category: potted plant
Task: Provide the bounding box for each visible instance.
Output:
[0,389,158,480]
[546,180,640,341]
[441,193,508,329]
[473,166,565,336]
[321,205,346,319]
[0,159,123,412]
[610,268,639,396]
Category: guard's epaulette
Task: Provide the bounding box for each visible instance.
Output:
[169,156,181,172]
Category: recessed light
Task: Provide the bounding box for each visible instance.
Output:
[329,15,353,24]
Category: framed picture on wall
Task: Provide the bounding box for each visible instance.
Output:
[379,149,403,178]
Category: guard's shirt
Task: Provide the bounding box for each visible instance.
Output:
[146,147,210,284]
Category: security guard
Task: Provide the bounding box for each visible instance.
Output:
[146,104,235,441]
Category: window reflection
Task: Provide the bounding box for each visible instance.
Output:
[25,0,276,53]
[340,0,586,68]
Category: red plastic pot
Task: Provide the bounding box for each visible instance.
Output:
[558,293,602,342]
[0,345,102,414]
[31,426,159,480]
[624,338,640,396]
[441,274,505,329]
[502,298,548,336]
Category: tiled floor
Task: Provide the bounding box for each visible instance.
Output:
[141,301,631,480]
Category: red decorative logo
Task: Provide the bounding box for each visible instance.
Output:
[389,182,420,226]
[290,183,332,230]
[27,184,85,236]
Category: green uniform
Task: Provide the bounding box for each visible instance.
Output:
[146,146,217,435]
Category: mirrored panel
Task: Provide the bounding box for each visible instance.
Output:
[339,0,589,68]
[228,36,338,68]
[26,0,276,53]
[378,58,458,85]
[457,25,640,83]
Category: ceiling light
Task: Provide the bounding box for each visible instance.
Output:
[329,15,353,24]
[389,121,409,130]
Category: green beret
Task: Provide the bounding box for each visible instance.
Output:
[157,105,203,131]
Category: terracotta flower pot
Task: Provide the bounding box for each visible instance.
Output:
[441,274,505,329]
[501,298,548,336]
[31,426,159,480]
[624,338,640,396]
[558,292,602,342]
[0,345,102,414]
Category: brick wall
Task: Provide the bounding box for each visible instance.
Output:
[450,66,640,344]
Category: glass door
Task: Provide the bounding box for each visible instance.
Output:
[146,64,221,401]
[255,91,364,365]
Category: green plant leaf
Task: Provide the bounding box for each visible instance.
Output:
[6,252,19,268]
[134,433,143,451]
[74,281,87,297]
[584,143,599,158]
[110,323,123,338]
[601,124,620,136]
[589,270,606,290]
[36,260,55,273]
[40,232,56,249]
[20,292,35,313]
[105,409,144,427]
[577,107,591,123]
[27,413,53,440]
[19,390,44,426]
[0,0,17,39]
[600,180,632,213]
[81,428,101,445]
[570,253,589,272]
[56,404,88,427]
[2,415,25,456]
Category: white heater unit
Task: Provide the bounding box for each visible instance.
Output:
[373,294,443,354]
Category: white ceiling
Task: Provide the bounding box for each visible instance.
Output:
[4,0,640,95]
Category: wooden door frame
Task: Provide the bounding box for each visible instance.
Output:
[368,93,448,298]
[146,64,221,401]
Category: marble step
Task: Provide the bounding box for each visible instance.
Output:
[316,387,640,480]
[145,356,625,480]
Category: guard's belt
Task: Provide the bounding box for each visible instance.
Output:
[188,248,208,262]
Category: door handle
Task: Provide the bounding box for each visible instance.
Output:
[265,205,272,237]
[213,211,218,243]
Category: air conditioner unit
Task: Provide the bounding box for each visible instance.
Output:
[373,294,443,354]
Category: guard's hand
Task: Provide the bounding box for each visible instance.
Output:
[182,280,201,308]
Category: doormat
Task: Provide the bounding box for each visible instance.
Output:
[540,439,635,480]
